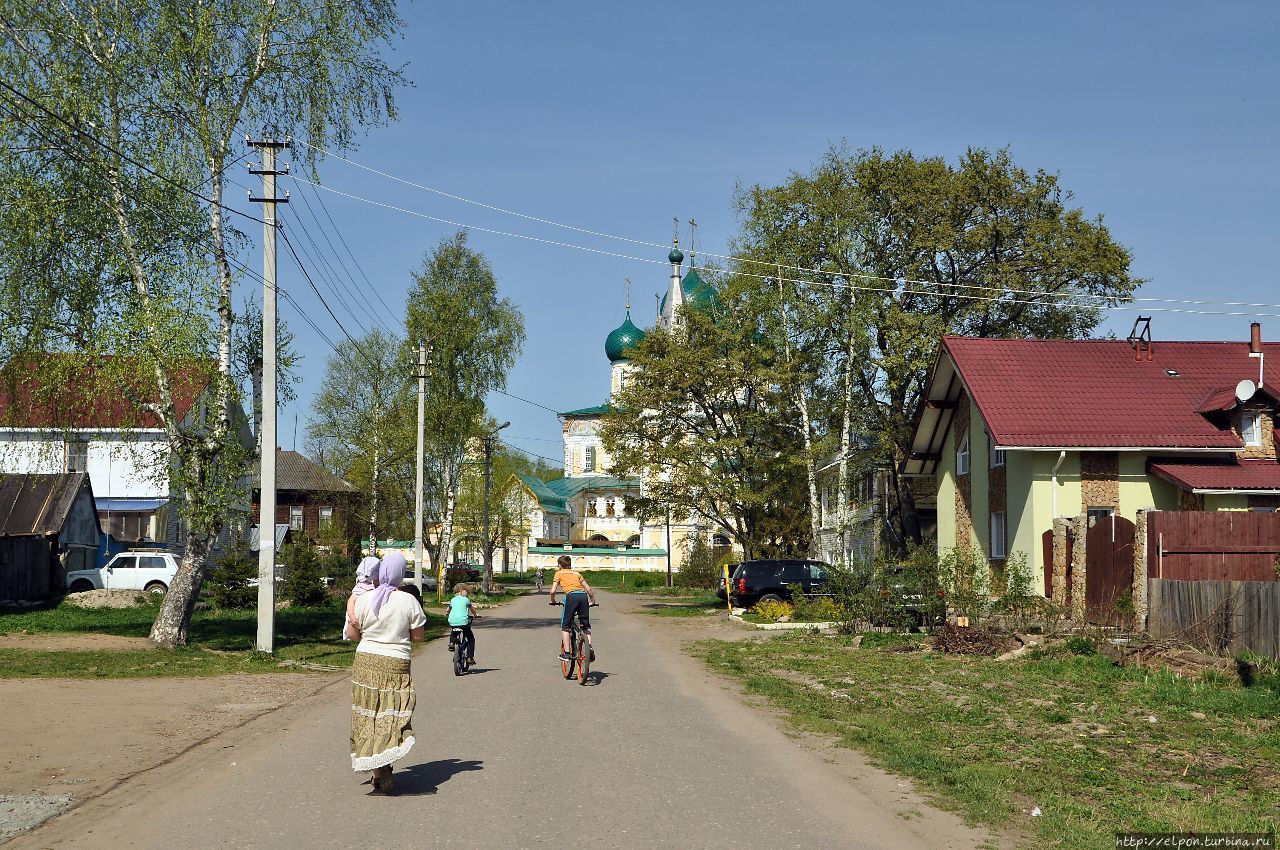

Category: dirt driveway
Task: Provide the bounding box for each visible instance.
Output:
[0,670,343,841]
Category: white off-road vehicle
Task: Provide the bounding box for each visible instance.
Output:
[65,551,180,596]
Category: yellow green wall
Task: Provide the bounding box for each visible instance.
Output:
[937,423,957,552]
[1204,493,1249,511]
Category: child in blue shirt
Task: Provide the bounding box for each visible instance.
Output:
[447,587,477,663]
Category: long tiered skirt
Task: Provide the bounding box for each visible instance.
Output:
[350,651,416,772]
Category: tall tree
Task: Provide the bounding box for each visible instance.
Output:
[601,281,812,559]
[307,329,413,543]
[0,0,405,646]
[404,232,525,591]
[735,146,1140,549]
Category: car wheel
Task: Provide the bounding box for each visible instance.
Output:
[68,580,93,593]
[758,593,784,605]
[144,582,167,595]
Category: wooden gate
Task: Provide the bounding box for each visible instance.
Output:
[1041,516,1134,623]
[1085,515,1134,624]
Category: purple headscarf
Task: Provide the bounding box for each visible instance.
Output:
[367,552,406,616]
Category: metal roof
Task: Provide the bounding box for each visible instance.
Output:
[250,449,357,493]
[0,473,98,536]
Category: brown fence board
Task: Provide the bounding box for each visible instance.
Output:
[1148,578,1280,660]
[0,536,57,602]
[1147,512,1280,582]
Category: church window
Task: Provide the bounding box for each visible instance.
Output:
[605,497,616,517]
[586,499,597,517]
[585,445,596,472]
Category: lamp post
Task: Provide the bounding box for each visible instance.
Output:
[482,421,510,594]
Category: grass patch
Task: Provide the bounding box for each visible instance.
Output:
[691,633,1280,849]
[641,594,723,617]
[0,596,451,678]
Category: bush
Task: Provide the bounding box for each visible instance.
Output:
[750,598,793,623]
[792,595,846,623]
[1065,635,1097,656]
[677,535,722,589]
[629,573,659,590]
[280,543,327,607]
[207,545,256,609]
[937,546,990,624]
[320,552,352,591]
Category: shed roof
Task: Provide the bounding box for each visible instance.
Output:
[0,473,98,536]
[1148,459,1280,493]
[251,450,357,493]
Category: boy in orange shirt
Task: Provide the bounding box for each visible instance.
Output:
[548,555,596,661]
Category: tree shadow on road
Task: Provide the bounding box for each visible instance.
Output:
[392,758,484,795]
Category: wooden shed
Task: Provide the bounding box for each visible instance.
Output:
[0,473,101,601]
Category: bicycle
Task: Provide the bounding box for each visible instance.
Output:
[534,572,544,594]
[550,600,597,686]
[449,614,478,676]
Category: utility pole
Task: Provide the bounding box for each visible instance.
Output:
[482,421,510,594]
[248,132,289,654]
[665,504,673,588]
[413,343,427,594]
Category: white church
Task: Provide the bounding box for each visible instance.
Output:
[510,238,726,573]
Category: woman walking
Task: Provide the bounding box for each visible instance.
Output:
[347,552,426,794]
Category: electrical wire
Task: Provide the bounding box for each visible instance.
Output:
[290,136,1280,314]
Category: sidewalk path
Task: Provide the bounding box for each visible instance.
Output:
[13,590,991,849]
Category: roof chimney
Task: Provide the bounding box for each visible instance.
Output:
[1250,322,1262,354]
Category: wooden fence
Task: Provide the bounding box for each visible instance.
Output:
[1146,511,1280,581]
[0,536,59,602]
[1147,577,1280,660]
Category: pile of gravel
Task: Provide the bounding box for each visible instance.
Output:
[0,793,73,842]
[64,589,150,609]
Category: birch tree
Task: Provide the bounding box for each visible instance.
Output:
[404,233,524,582]
[0,0,404,645]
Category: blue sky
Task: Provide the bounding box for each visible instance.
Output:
[234,1,1280,464]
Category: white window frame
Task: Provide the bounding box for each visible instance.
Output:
[989,511,1006,559]
[319,506,333,528]
[289,505,303,531]
[65,438,89,473]
[956,430,970,476]
[988,432,1005,468]
[584,445,596,472]
[1242,411,1262,447]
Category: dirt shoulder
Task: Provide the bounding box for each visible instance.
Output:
[0,670,343,842]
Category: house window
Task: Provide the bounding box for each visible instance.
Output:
[989,511,1006,559]
[584,445,596,472]
[1242,412,1262,447]
[605,497,616,517]
[1087,507,1115,530]
[65,438,88,473]
[319,507,333,528]
[289,506,303,531]
[956,430,970,476]
[988,432,1005,468]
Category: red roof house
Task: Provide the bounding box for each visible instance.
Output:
[905,322,1280,593]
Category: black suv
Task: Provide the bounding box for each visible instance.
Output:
[718,560,832,608]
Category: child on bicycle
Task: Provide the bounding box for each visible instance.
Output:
[447,586,477,664]
[548,555,596,661]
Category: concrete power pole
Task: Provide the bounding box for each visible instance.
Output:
[482,421,510,594]
[248,132,289,654]
[413,343,427,594]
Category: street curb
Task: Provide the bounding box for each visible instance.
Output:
[728,613,838,631]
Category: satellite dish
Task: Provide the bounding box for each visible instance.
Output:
[1236,379,1256,402]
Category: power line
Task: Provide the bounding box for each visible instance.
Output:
[497,438,562,468]
[492,388,563,415]
[289,136,1280,314]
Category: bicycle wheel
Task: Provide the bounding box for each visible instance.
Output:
[454,643,464,676]
[561,629,575,679]
[576,632,590,685]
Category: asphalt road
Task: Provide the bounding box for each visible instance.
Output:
[16,591,991,849]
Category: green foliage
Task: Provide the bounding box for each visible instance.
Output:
[791,595,846,623]
[937,547,990,624]
[629,573,659,590]
[750,598,793,623]
[734,146,1141,546]
[1065,635,1098,656]
[280,544,327,608]
[677,535,723,589]
[601,274,811,558]
[206,546,257,610]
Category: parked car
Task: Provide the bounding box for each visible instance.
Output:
[65,550,179,595]
[868,565,945,631]
[722,559,832,608]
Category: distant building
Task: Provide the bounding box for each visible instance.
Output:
[0,472,100,600]
[250,449,359,542]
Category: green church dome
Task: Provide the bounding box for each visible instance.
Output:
[659,267,717,316]
[669,247,684,264]
[605,310,646,362]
